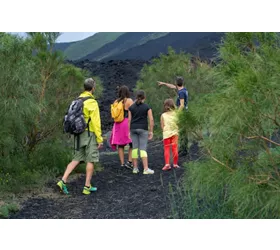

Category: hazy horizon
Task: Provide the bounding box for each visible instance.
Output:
[9,32,96,43]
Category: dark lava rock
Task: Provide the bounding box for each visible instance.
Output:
[10,140,191,219]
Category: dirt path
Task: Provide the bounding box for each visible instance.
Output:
[10,141,192,219]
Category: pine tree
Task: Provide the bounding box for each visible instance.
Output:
[138,33,280,218]
[0,33,103,192]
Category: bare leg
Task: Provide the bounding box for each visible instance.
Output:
[62,160,80,182]
[85,162,94,187]
[118,146,125,165]
[128,147,132,162]
[142,157,148,170]
[132,157,138,169]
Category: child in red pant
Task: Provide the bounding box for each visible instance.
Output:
[160,99,179,171]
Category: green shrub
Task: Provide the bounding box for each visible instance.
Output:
[0,203,19,218]
[139,33,280,218]
[0,33,104,196]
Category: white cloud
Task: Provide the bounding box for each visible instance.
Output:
[57,32,96,43]
[8,32,96,43]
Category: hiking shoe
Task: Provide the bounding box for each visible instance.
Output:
[126,161,134,169]
[82,185,97,195]
[133,168,139,174]
[173,164,180,169]
[143,168,154,175]
[89,185,97,192]
[57,180,69,195]
[121,164,131,170]
[162,164,171,171]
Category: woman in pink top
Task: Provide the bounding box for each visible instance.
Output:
[110,85,134,169]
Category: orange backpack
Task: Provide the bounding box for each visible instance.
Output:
[111,99,125,123]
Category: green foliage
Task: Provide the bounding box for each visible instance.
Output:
[64,32,125,61]
[136,48,190,134]
[139,33,280,218]
[0,203,19,218]
[137,47,215,137]
[0,33,104,196]
[169,167,234,219]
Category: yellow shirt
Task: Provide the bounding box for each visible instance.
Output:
[79,91,103,143]
[161,111,179,139]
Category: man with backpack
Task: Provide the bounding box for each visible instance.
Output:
[57,78,103,195]
[158,76,189,157]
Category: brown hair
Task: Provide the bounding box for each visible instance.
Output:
[163,98,176,112]
[117,85,130,102]
[136,90,145,104]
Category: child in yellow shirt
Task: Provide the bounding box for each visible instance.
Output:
[160,99,179,171]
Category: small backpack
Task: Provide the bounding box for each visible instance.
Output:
[63,96,93,135]
[111,99,125,123]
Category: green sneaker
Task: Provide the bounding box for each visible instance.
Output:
[89,185,97,192]
[57,180,69,195]
[82,185,97,195]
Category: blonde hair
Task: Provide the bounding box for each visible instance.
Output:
[163,98,176,112]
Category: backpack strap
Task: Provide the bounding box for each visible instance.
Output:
[123,98,127,108]
[87,117,91,137]
[115,98,126,109]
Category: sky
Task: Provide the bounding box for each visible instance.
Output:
[10,32,96,43]
[57,32,96,42]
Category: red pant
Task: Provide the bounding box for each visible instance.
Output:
[163,135,178,165]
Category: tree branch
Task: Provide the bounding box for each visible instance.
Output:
[249,176,270,185]
[245,135,280,146]
[244,132,280,176]
[206,148,234,172]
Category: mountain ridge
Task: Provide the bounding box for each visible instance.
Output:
[63,32,125,60]
[53,32,224,62]
[103,32,224,61]
[81,32,169,61]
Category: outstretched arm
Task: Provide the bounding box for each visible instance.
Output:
[157,81,177,89]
